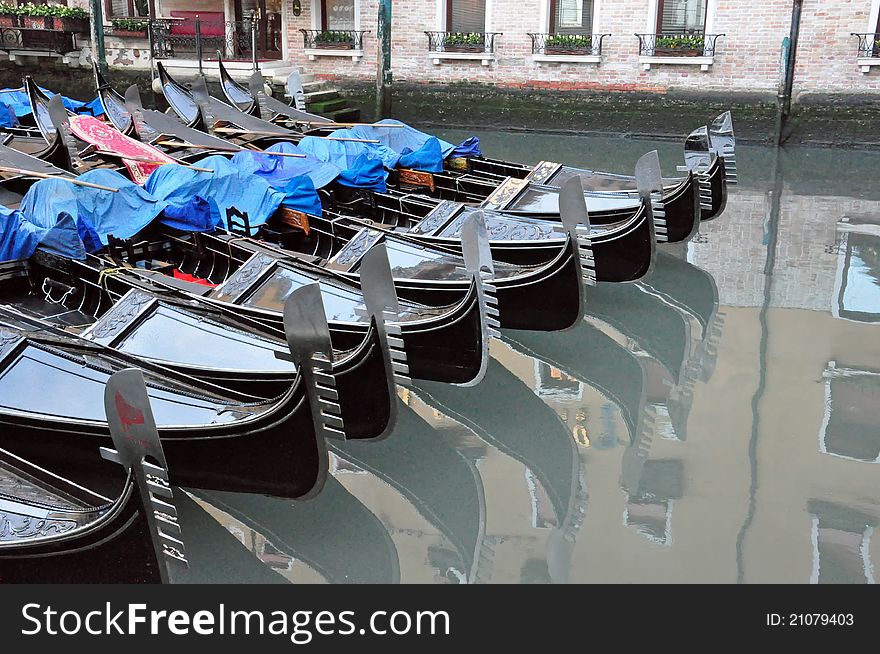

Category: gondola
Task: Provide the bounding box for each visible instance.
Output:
[331,397,490,584]
[0,243,402,441]
[0,369,187,583]
[413,357,588,582]
[0,284,333,500]
[456,120,732,223]
[0,144,491,386]
[217,59,333,128]
[332,169,658,283]
[0,78,74,172]
[194,474,401,584]
[92,61,139,139]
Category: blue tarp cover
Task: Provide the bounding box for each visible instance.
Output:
[230,141,341,190]
[349,119,456,160]
[0,87,104,128]
[335,153,387,193]
[19,169,166,255]
[450,136,482,158]
[145,155,296,233]
[300,120,480,173]
[1,205,86,261]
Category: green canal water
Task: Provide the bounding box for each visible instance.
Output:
[176,129,880,583]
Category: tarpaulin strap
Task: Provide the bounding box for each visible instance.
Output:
[97,266,129,290]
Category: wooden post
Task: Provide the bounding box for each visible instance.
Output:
[89,0,107,74]
[375,0,392,119]
[777,0,803,145]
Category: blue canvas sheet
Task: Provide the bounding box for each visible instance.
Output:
[145,155,290,233]
[18,169,165,255]
[348,119,482,163]
[349,120,456,160]
[230,141,341,190]
[296,137,389,191]
[0,87,104,128]
[0,205,86,261]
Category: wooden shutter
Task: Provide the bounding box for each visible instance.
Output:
[448,0,486,33]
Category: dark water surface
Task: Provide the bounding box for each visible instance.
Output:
[184,130,880,584]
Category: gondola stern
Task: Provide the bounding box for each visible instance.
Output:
[634,151,661,280]
[355,242,409,440]
[709,110,737,186]
[101,368,189,584]
[458,211,497,387]
[280,284,336,493]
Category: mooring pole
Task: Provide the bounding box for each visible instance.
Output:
[375,0,392,119]
[89,0,107,73]
[251,12,259,72]
[777,0,803,145]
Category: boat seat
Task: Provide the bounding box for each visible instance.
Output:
[133,268,214,296]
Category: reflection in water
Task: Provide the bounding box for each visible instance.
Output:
[158,135,880,584]
[414,358,587,584]
[193,475,401,584]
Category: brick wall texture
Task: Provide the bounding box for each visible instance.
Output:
[281,0,880,94]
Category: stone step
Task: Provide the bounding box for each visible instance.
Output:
[326,107,361,123]
[304,89,340,104]
[301,80,328,92]
[308,97,348,113]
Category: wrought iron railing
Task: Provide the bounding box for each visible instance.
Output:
[636,32,724,57]
[852,33,880,58]
[425,31,501,54]
[149,17,281,63]
[0,26,76,53]
[300,29,368,50]
[528,32,610,56]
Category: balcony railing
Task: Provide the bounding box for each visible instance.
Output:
[425,31,501,54]
[852,33,880,58]
[636,32,724,57]
[300,29,368,50]
[0,26,76,53]
[149,17,282,63]
[528,32,610,56]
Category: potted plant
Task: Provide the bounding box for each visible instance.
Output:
[53,5,89,33]
[111,17,149,37]
[0,3,17,28]
[443,32,484,53]
[17,2,52,30]
[544,33,592,55]
[654,33,705,56]
[314,30,355,49]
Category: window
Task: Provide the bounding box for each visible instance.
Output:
[809,501,876,584]
[321,0,355,31]
[105,0,148,18]
[447,0,485,33]
[820,363,880,463]
[550,0,593,34]
[657,0,706,33]
[623,459,682,545]
[832,222,880,324]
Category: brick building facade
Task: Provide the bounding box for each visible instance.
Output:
[275,0,880,95]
